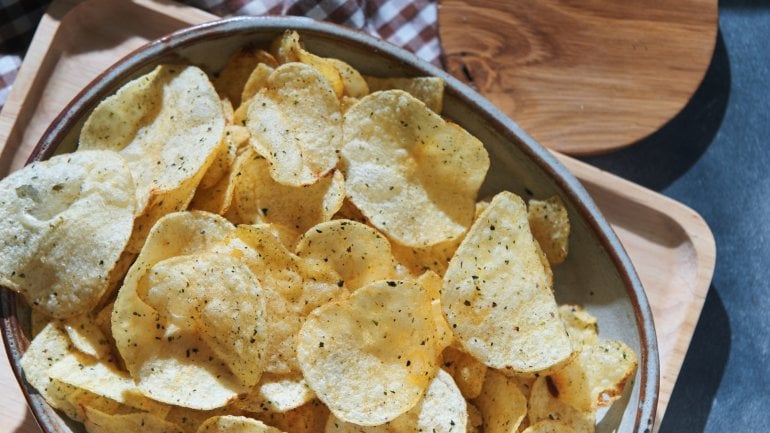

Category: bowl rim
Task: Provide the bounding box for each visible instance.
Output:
[1,15,659,433]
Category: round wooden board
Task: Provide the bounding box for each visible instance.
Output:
[439,0,718,155]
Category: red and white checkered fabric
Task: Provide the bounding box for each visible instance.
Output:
[0,0,441,109]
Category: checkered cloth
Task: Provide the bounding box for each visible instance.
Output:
[0,0,441,109]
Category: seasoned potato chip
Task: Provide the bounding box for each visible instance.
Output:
[199,125,247,190]
[558,305,599,351]
[474,369,527,433]
[242,63,277,106]
[190,133,251,216]
[528,376,595,433]
[342,90,489,247]
[324,369,467,433]
[326,58,369,98]
[80,73,223,253]
[166,406,241,433]
[218,224,346,373]
[197,415,285,433]
[66,389,126,422]
[79,65,225,252]
[256,400,330,433]
[112,212,266,409]
[547,340,637,412]
[416,271,454,351]
[528,196,570,265]
[364,76,445,113]
[61,314,114,361]
[442,191,572,373]
[295,220,396,291]
[245,63,341,187]
[0,150,135,318]
[297,280,440,425]
[440,346,487,399]
[235,373,315,413]
[215,48,278,107]
[84,405,184,433]
[521,420,577,433]
[272,31,344,97]
[20,323,80,416]
[47,351,170,416]
[233,148,345,233]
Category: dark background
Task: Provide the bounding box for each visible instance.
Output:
[581,1,770,431]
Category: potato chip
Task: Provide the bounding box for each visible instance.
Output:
[324,369,467,433]
[218,224,346,374]
[197,415,285,433]
[326,58,369,98]
[272,31,344,97]
[232,148,345,233]
[521,420,577,433]
[364,76,445,113]
[528,376,595,433]
[66,388,126,422]
[245,63,342,187]
[61,314,113,361]
[47,351,170,416]
[297,280,440,425]
[242,63,277,106]
[474,369,527,433]
[200,125,248,189]
[342,90,489,248]
[215,48,278,107]
[546,340,637,412]
[166,406,241,433]
[295,220,396,291]
[79,65,225,252]
[0,150,134,318]
[558,305,599,351]
[528,196,570,266]
[235,373,315,413]
[19,323,81,416]
[256,400,330,433]
[442,191,572,373]
[440,346,487,399]
[416,271,454,351]
[112,212,265,409]
[84,405,184,433]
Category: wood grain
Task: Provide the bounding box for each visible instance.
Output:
[439,0,718,154]
[0,1,715,432]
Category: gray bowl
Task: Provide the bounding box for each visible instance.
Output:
[0,16,658,433]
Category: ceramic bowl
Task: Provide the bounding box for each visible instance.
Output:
[0,16,658,433]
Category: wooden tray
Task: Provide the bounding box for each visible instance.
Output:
[439,0,718,155]
[0,1,716,432]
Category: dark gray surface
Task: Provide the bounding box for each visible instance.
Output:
[581,1,770,431]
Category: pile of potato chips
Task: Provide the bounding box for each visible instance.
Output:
[0,31,637,433]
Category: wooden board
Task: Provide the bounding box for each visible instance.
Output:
[439,0,718,155]
[0,1,715,432]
